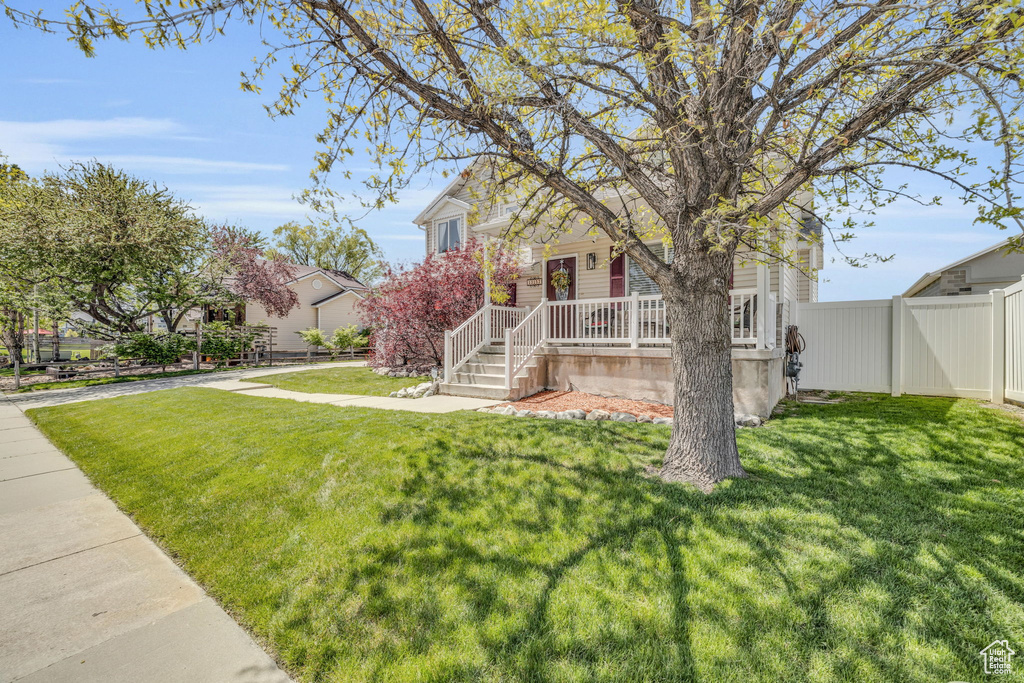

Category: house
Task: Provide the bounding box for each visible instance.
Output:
[903,237,1024,297]
[207,263,369,350]
[414,166,823,417]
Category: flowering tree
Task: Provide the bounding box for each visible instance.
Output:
[360,240,521,367]
[213,226,299,319]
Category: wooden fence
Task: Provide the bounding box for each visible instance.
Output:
[8,323,368,390]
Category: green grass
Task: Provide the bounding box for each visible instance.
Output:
[29,391,1024,682]
[242,366,424,395]
[7,368,224,393]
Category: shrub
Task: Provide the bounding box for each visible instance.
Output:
[113,332,194,370]
[359,239,521,367]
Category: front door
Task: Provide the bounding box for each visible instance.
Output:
[546,257,576,339]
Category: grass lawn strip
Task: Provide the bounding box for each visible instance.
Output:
[29,390,1024,682]
[241,366,423,396]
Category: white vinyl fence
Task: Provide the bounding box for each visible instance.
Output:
[797,277,1024,403]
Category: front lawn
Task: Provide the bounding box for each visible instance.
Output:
[29,391,1024,682]
[242,365,423,396]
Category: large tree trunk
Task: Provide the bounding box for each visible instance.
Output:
[659,251,747,492]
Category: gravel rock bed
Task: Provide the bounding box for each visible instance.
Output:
[478,390,764,427]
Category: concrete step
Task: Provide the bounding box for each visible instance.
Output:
[480,345,506,354]
[439,382,511,400]
[459,362,506,375]
[475,352,506,363]
[453,372,506,387]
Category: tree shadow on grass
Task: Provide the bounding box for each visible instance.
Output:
[280,396,1023,682]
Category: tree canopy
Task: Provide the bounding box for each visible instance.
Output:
[265,221,383,284]
[0,161,298,338]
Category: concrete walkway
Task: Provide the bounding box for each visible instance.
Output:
[0,399,292,683]
[4,362,353,410]
[6,363,502,413]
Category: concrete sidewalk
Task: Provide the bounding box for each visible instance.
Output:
[203,381,502,413]
[4,362,355,411]
[7,364,502,414]
[0,400,292,683]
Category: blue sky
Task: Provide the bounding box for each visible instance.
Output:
[0,18,1015,300]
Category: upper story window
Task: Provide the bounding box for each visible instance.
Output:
[437,217,462,253]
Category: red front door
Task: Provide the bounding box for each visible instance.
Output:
[546,257,576,339]
[546,258,577,300]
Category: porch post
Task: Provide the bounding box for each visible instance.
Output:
[483,237,491,307]
[443,330,453,384]
[992,288,1005,404]
[482,238,492,343]
[630,292,640,349]
[504,328,513,390]
[540,298,549,342]
[756,263,769,349]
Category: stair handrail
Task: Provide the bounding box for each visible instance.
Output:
[444,305,491,383]
[504,300,548,389]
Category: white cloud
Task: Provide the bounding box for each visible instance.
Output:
[0,117,284,176]
[0,117,183,142]
[182,184,310,220]
[0,117,185,167]
[103,155,288,174]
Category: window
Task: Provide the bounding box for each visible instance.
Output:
[503,203,520,216]
[627,243,671,295]
[437,217,462,253]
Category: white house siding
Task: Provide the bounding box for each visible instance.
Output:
[246,275,345,350]
[316,293,365,333]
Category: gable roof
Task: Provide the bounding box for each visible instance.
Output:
[413,162,485,226]
[282,262,369,291]
[903,237,1015,297]
[311,289,364,308]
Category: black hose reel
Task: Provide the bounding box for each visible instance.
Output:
[785,325,805,398]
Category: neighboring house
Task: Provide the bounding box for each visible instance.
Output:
[414,165,823,416]
[209,263,369,350]
[903,238,1024,297]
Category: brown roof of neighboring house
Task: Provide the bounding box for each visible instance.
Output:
[283,262,369,290]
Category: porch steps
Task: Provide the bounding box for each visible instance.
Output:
[440,345,543,401]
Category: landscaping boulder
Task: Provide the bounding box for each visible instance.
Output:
[476,407,492,413]
[636,414,653,423]
[494,406,517,416]
[516,409,536,418]
[388,391,399,398]
[586,409,611,421]
[611,412,637,422]
[536,410,557,419]
[653,417,672,425]
[423,389,434,398]
[555,411,572,420]
[566,409,587,420]
[735,414,762,427]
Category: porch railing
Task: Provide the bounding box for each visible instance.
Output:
[443,305,489,383]
[490,306,529,342]
[543,289,767,347]
[504,304,547,389]
[442,290,774,386]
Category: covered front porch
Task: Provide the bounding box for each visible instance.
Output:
[441,284,783,415]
